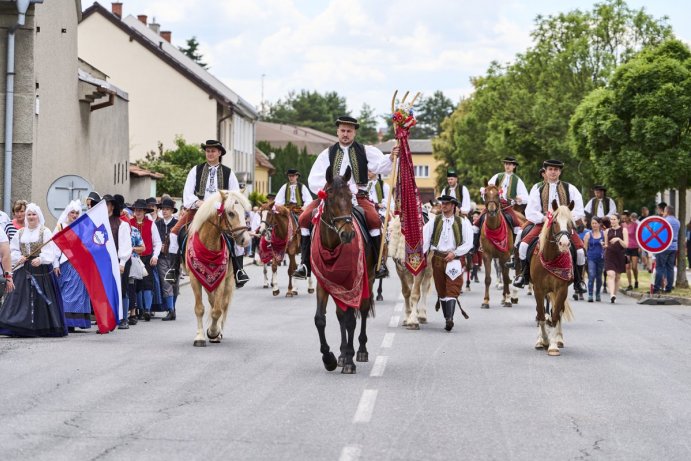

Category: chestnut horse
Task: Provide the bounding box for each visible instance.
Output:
[480,185,514,308]
[184,190,252,347]
[258,203,314,297]
[313,166,376,374]
[531,200,575,356]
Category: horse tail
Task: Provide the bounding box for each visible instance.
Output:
[562,297,575,322]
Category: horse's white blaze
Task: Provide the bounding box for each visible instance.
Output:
[259,209,269,234]
[353,389,378,423]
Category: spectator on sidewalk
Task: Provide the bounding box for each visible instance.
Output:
[653,206,680,294]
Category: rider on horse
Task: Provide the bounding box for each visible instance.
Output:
[439,169,471,216]
[365,170,390,221]
[422,195,474,331]
[473,156,529,255]
[169,139,249,287]
[274,168,313,217]
[293,116,397,281]
[512,159,588,294]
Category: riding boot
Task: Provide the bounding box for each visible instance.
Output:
[372,235,389,279]
[513,259,529,288]
[233,254,249,288]
[573,264,587,294]
[444,299,456,332]
[293,235,311,280]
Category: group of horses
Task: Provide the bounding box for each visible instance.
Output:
[181,171,579,368]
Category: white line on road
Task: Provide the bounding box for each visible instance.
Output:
[394,302,403,312]
[339,445,362,461]
[388,315,400,328]
[370,356,388,377]
[381,332,395,348]
[353,389,378,423]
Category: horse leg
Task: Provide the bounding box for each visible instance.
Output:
[356,300,370,361]
[314,287,337,371]
[494,259,502,290]
[398,268,414,327]
[262,263,269,288]
[502,264,512,307]
[534,287,548,350]
[337,311,347,367]
[341,308,357,374]
[481,255,491,309]
[272,260,280,296]
[307,274,315,294]
[406,273,421,330]
[287,253,297,296]
[547,291,566,356]
[376,278,384,301]
[207,282,229,343]
[191,280,206,347]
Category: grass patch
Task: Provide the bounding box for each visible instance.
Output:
[628,268,691,298]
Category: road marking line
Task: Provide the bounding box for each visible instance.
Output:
[339,445,362,461]
[394,302,403,312]
[381,332,395,348]
[388,316,400,328]
[353,389,378,423]
[370,356,388,377]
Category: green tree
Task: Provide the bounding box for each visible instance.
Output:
[178,36,209,69]
[357,103,379,145]
[136,137,205,197]
[383,91,455,141]
[266,90,348,135]
[256,141,318,195]
[570,39,691,287]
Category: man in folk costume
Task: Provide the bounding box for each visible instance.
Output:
[440,169,471,216]
[477,156,529,260]
[275,168,313,215]
[512,159,587,293]
[365,170,391,220]
[294,116,397,280]
[155,198,179,321]
[584,185,617,222]
[422,195,474,332]
[169,139,249,287]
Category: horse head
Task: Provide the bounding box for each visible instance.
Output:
[222,190,252,248]
[540,199,575,254]
[259,203,288,239]
[323,165,355,244]
[483,184,501,216]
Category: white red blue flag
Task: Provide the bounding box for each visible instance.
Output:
[53,200,122,333]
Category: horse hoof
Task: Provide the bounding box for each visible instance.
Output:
[535,341,547,350]
[356,351,368,362]
[285,292,293,298]
[419,317,427,324]
[193,340,206,347]
[337,356,345,368]
[323,352,337,371]
[308,288,315,294]
[342,363,357,374]
[548,348,561,356]
[401,319,409,326]
[502,302,512,308]
[209,334,222,344]
[406,323,420,330]
[511,297,518,304]
[481,303,490,309]
[557,341,564,348]
[263,284,269,289]
[376,294,384,301]
[273,290,280,296]
[291,290,298,295]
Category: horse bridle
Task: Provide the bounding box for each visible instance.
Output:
[320,188,353,236]
[549,214,572,245]
[214,199,248,244]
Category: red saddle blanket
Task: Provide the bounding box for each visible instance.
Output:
[186,233,229,291]
[483,214,509,253]
[311,221,370,312]
[537,247,573,282]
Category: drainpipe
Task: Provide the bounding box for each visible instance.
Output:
[3,0,40,213]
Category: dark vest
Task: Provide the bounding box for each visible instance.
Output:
[496,173,520,199]
[538,181,572,213]
[156,217,178,254]
[194,164,232,200]
[284,183,305,206]
[431,214,463,248]
[442,184,464,204]
[109,216,121,250]
[328,142,368,185]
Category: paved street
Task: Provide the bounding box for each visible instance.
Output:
[1,261,690,461]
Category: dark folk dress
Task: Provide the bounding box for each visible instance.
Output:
[604,227,627,274]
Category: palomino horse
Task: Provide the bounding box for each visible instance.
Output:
[258,203,314,297]
[184,190,251,347]
[313,166,376,374]
[389,215,433,330]
[531,200,575,356]
[480,185,514,308]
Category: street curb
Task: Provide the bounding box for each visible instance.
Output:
[620,288,691,306]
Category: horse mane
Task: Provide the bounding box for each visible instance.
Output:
[538,205,573,250]
[189,190,251,236]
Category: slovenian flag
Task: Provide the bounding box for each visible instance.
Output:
[53,200,122,333]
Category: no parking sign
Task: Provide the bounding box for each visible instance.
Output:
[636,216,673,254]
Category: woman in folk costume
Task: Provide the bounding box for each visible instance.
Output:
[0,203,67,337]
[128,199,162,321]
[53,200,91,330]
[155,198,179,321]
[422,195,474,332]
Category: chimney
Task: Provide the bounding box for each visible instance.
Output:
[160,31,172,43]
[111,2,122,19]
[149,17,160,34]
[137,14,147,25]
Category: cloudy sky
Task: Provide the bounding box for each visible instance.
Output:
[113,1,689,126]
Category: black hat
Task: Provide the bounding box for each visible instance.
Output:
[201,139,227,156]
[146,197,159,207]
[101,194,115,203]
[502,156,519,166]
[159,197,178,213]
[543,159,564,169]
[113,194,126,208]
[131,199,154,213]
[286,168,300,176]
[266,193,277,200]
[86,191,101,204]
[446,168,458,178]
[436,194,460,206]
[335,115,360,129]
[592,185,607,191]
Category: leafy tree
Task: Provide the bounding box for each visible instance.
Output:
[136,137,205,197]
[383,90,455,140]
[266,90,348,135]
[179,36,209,69]
[570,39,691,287]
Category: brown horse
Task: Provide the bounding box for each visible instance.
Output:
[258,203,314,297]
[480,185,514,308]
[184,190,252,347]
[313,166,376,374]
[531,200,575,356]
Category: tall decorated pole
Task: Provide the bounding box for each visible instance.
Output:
[377,91,426,276]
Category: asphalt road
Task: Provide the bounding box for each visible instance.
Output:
[1,261,690,461]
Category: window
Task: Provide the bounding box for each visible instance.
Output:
[414,165,429,178]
